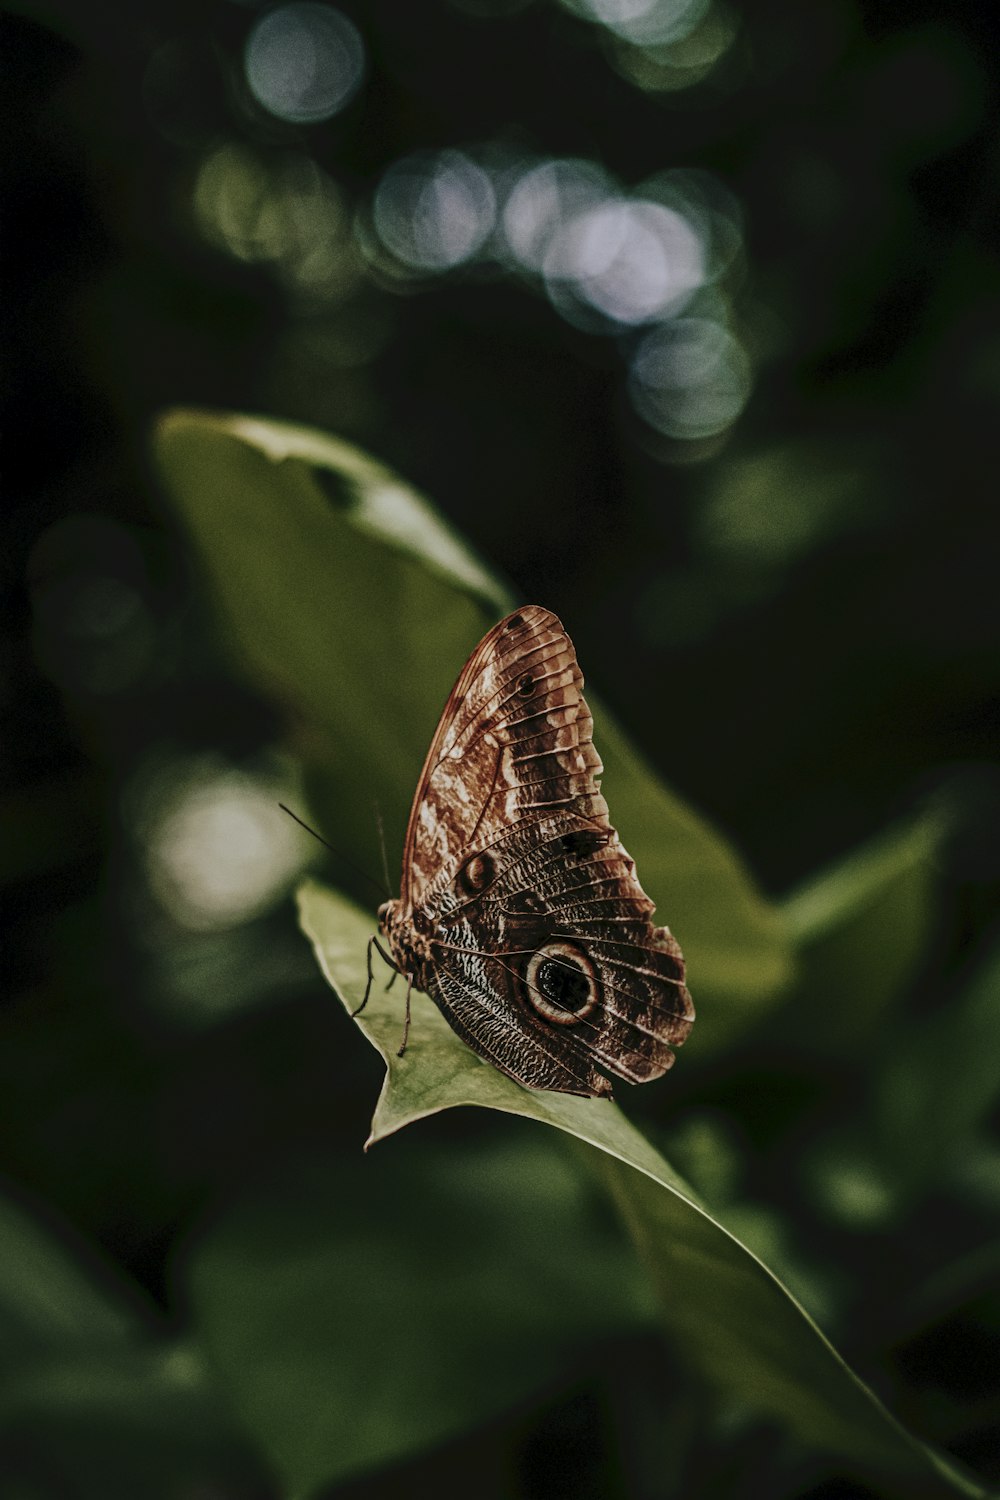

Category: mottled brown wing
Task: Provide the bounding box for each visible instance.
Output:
[421,809,693,1097]
[401,606,606,908]
[403,606,694,1097]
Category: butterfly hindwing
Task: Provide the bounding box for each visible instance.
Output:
[422,810,692,1097]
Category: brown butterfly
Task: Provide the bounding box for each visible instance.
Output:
[361,605,694,1098]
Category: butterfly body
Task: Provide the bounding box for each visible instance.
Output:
[378,606,694,1099]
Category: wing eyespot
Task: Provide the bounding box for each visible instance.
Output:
[456,850,496,897]
[504,614,525,631]
[516,673,535,698]
[522,941,601,1026]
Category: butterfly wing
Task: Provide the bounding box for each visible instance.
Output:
[401,606,601,908]
[401,606,694,1098]
[430,812,693,1097]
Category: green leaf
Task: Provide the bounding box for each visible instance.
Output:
[0,1192,266,1497]
[152,407,791,1047]
[778,813,944,1057]
[811,923,1000,1229]
[0,1345,267,1499]
[876,923,1000,1180]
[186,1135,655,1498]
[152,407,506,892]
[291,881,987,1500]
[0,1191,146,1354]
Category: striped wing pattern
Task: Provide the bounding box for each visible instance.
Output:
[388,606,694,1098]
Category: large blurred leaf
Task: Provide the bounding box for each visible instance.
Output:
[152,407,791,1051]
[0,1190,267,1497]
[186,1134,655,1498]
[876,921,1000,1184]
[811,921,1000,1231]
[0,1345,268,1499]
[777,812,944,1056]
[286,881,987,1500]
[153,406,506,890]
[0,1190,147,1355]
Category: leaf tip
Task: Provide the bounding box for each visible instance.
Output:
[151,405,214,451]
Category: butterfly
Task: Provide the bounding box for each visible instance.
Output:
[361,605,694,1098]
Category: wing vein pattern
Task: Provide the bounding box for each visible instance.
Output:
[388,605,694,1098]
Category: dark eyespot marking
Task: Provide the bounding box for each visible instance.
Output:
[457,850,496,897]
[523,941,600,1025]
[516,673,535,698]
[559,829,610,860]
[536,957,591,1012]
[504,614,524,631]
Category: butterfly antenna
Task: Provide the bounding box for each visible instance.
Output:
[279,803,389,900]
[373,800,392,897]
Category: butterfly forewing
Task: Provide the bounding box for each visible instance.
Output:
[384,605,694,1097]
[401,608,601,907]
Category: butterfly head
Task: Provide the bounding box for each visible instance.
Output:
[376,899,397,938]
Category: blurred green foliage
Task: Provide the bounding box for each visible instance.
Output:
[293,882,974,1499]
[4,1,1000,1497]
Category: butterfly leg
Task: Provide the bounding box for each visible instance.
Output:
[396,972,414,1057]
[351,935,377,1018]
[353,934,400,1019]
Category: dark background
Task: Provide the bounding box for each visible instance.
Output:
[3,1,1000,1496]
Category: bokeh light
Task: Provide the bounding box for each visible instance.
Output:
[500,158,714,329]
[370,151,497,272]
[193,142,271,262]
[194,145,356,300]
[543,196,705,325]
[609,4,737,92]
[362,145,748,436]
[642,167,743,281]
[244,3,365,124]
[501,158,615,272]
[696,449,863,566]
[628,316,750,439]
[812,1148,896,1230]
[137,760,309,932]
[564,0,709,48]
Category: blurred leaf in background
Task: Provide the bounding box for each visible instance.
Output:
[286,881,985,1500]
[3,0,1000,1496]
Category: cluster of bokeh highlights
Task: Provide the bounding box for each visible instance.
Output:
[191,0,748,444]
